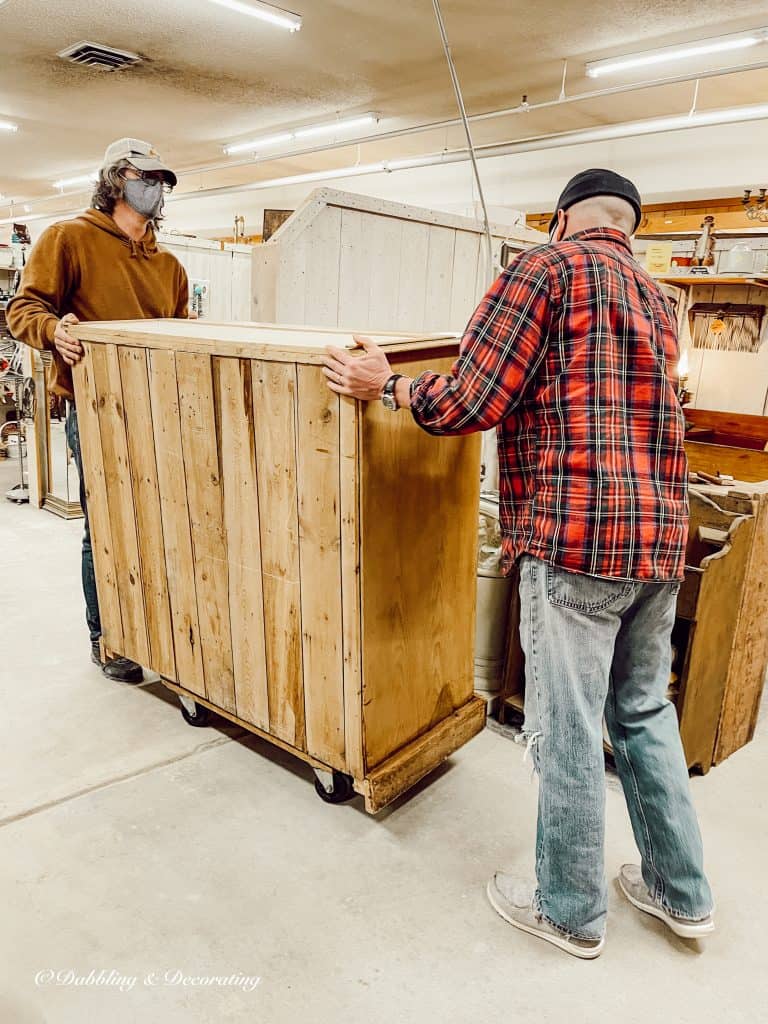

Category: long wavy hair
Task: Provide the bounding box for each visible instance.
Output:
[90,159,166,225]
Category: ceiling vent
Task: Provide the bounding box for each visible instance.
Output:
[57,41,142,71]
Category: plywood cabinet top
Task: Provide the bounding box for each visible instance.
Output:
[73,319,459,364]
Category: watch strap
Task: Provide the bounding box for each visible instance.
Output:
[382,374,403,405]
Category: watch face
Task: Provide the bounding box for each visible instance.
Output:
[382,393,397,411]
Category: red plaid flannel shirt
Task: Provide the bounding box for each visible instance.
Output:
[410,227,688,582]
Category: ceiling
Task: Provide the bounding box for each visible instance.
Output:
[2,0,768,223]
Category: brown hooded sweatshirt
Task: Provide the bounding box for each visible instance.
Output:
[7,209,189,399]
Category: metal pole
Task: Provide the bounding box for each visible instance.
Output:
[431,0,496,285]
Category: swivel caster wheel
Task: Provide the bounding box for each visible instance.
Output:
[313,768,355,804]
[179,695,211,727]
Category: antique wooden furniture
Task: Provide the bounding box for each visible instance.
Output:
[685,407,768,482]
[71,319,485,812]
[251,187,543,332]
[499,486,768,773]
[674,486,768,770]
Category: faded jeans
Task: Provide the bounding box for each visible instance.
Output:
[65,403,102,643]
[518,554,713,941]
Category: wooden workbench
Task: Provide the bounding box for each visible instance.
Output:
[71,320,485,812]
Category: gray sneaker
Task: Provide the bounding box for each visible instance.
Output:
[618,864,715,938]
[486,873,605,960]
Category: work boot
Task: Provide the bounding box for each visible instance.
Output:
[90,641,144,684]
[618,864,715,938]
[486,872,605,960]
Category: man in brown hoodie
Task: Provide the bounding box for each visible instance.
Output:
[8,138,189,682]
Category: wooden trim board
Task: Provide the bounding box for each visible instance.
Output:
[73,321,457,364]
[363,698,486,814]
[264,186,541,247]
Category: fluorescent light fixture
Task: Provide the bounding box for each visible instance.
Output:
[253,161,387,189]
[224,112,379,155]
[213,155,429,191]
[565,101,768,141]
[0,120,18,133]
[217,101,768,191]
[293,114,379,139]
[52,172,98,190]
[224,132,294,155]
[586,28,768,77]
[208,0,301,32]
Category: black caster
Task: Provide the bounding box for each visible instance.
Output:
[313,769,355,804]
[179,697,211,727]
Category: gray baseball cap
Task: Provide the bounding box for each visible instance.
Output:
[101,137,177,186]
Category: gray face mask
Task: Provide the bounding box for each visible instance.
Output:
[122,178,164,220]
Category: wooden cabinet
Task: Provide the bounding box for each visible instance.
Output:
[685,407,768,482]
[72,320,485,812]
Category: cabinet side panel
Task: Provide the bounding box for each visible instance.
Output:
[118,346,176,679]
[148,348,205,695]
[252,360,306,751]
[361,355,481,770]
[296,365,346,770]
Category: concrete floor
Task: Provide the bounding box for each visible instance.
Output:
[1,457,767,1024]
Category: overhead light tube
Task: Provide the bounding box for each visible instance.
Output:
[207,0,302,32]
[52,172,98,190]
[0,120,18,133]
[586,29,767,78]
[224,113,379,155]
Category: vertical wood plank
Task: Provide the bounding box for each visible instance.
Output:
[216,357,270,730]
[118,346,176,679]
[296,365,345,770]
[275,235,308,323]
[337,208,373,329]
[230,250,254,322]
[340,397,364,779]
[176,351,236,714]
[424,226,457,332]
[148,348,205,696]
[449,231,481,330]
[91,343,150,666]
[368,215,403,329]
[395,221,430,330]
[304,205,342,327]
[252,246,278,323]
[252,360,306,750]
[72,347,124,653]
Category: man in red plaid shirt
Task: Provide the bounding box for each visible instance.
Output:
[324,168,714,958]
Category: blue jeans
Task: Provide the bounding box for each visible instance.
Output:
[518,555,713,941]
[65,404,102,643]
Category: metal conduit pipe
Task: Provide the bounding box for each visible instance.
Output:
[176,57,768,182]
[160,102,768,206]
[4,57,768,221]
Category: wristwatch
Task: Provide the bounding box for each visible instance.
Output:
[381,374,403,412]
